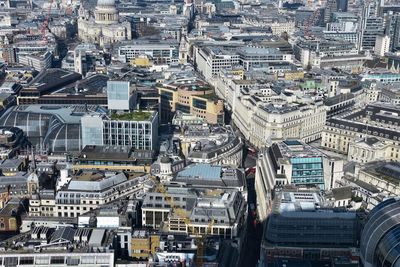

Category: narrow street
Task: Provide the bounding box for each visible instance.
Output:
[238,174,263,267]
[238,147,263,267]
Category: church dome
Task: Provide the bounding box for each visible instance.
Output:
[97,0,115,7]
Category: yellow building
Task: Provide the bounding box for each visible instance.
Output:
[131,230,160,259]
[157,81,224,124]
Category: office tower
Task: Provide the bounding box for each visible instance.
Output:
[358,1,384,50]
[324,0,338,23]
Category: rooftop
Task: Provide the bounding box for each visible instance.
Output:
[110,111,153,121]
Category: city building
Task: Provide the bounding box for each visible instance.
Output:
[374,35,390,57]
[0,226,115,266]
[81,110,158,151]
[141,187,246,238]
[117,41,179,65]
[174,124,243,167]
[18,51,52,71]
[321,103,400,156]
[174,164,246,194]
[55,171,153,218]
[353,161,400,196]
[73,145,153,173]
[77,0,131,47]
[262,187,359,263]
[233,97,327,148]
[157,76,224,124]
[358,2,384,51]
[255,140,344,220]
[195,46,240,82]
[0,104,101,153]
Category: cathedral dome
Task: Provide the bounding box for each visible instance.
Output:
[97,0,115,8]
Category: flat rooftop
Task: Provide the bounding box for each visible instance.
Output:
[110,111,154,121]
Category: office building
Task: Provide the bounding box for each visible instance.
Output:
[233,96,327,148]
[354,161,400,196]
[324,0,338,23]
[358,2,384,51]
[195,46,240,82]
[174,164,246,194]
[263,188,359,262]
[336,0,348,11]
[141,187,246,238]
[55,171,152,218]
[74,145,153,173]
[0,105,100,153]
[81,110,158,151]
[18,51,52,71]
[255,140,344,220]
[157,76,224,124]
[117,41,179,65]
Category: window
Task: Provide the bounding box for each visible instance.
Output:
[50,256,65,264]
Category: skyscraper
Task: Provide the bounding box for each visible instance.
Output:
[358,1,384,50]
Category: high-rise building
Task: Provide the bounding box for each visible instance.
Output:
[107,81,132,111]
[324,0,338,23]
[358,1,384,50]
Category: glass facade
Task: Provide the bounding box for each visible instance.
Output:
[107,81,130,110]
[266,212,358,246]
[176,103,190,114]
[103,120,153,150]
[192,98,207,110]
[81,116,103,148]
[290,157,324,189]
[0,111,81,152]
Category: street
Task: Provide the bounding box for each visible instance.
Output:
[238,147,263,267]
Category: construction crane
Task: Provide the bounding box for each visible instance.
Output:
[40,0,55,44]
[151,177,214,266]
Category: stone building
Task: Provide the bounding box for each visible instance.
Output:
[77,0,131,47]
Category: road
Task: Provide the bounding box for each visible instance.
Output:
[237,147,262,267]
[238,174,263,267]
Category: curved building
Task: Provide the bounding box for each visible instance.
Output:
[0,105,103,152]
[360,197,400,267]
